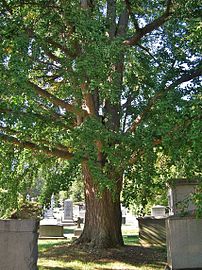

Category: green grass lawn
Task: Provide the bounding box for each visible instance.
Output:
[38,226,167,270]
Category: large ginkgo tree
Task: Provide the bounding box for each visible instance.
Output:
[0,0,201,248]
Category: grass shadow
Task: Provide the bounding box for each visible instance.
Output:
[63,227,75,234]
[38,240,69,252]
[38,239,167,270]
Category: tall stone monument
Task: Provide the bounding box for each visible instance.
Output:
[62,199,74,226]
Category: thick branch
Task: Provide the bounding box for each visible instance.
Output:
[129,65,202,132]
[124,0,172,45]
[35,100,76,124]
[0,133,73,160]
[0,107,69,128]
[29,81,88,117]
[116,9,129,36]
[0,124,73,154]
[169,66,202,88]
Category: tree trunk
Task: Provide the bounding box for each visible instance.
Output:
[75,161,124,248]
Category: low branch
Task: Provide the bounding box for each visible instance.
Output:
[124,0,172,46]
[0,124,71,152]
[128,65,202,133]
[0,107,68,128]
[0,133,73,160]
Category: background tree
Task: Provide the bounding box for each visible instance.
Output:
[0,0,201,248]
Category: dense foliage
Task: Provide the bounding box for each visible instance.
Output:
[0,0,201,218]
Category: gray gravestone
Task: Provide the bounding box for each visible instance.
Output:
[62,199,74,225]
[64,199,73,220]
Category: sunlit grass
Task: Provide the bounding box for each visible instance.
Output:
[38,258,164,270]
[123,234,139,245]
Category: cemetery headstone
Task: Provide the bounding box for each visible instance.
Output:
[43,208,55,220]
[62,199,74,226]
[166,215,202,269]
[64,199,73,220]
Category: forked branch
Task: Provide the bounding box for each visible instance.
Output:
[124,0,172,45]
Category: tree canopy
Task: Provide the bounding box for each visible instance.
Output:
[0,0,201,230]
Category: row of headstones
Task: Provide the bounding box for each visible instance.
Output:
[42,198,86,226]
[43,197,134,225]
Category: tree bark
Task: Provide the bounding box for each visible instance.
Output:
[75,161,124,248]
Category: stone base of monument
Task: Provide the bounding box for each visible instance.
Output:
[166,215,202,269]
[39,224,65,239]
[40,218,58,225]
[61,219,75,226]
